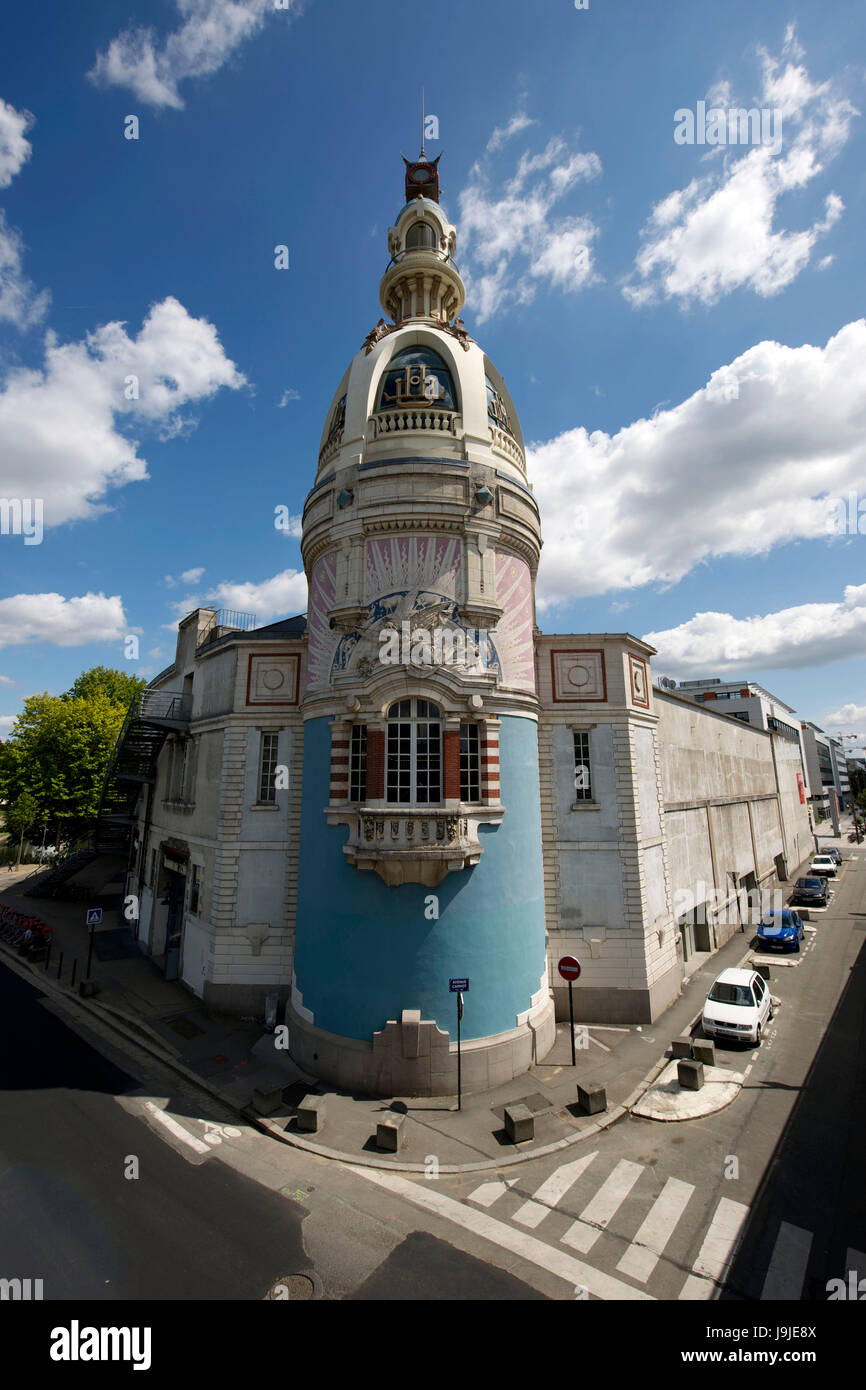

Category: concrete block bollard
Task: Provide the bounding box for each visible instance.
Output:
[297,1095,326,1133]
[78,979,100,998]
[252,1086,286,1117]
[576,1081,607,1115]
[504,1103,535,1143]
[671,1037,693,1059]
[677,1058,704,1091]
[692,1039,715,1067]
[376,1115,405,1152]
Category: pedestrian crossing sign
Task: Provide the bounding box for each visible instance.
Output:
[86,908,102,926]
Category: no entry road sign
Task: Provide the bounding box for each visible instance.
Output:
[558,956,581,981]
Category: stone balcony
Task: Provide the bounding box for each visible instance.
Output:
[370,408,459,439]
[325,805,504,887]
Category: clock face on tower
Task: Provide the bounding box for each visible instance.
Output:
[404,156,440,202]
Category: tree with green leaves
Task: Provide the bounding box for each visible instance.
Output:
[0,668,146,845]
[4,790,39,869]
[61,666,146,708]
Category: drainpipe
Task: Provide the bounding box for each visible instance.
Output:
[769,732,790,879]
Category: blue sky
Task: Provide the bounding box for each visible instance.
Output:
[1,0,864,750]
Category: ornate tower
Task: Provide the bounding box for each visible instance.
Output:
[289,153,554,1095]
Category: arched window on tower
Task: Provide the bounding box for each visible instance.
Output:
[486,377,514,436]
[405,221,437,251]
[387,699,442,804]
[376,347,457,413]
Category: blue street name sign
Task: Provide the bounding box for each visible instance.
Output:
[449,978,469,992]
[86,908,103,926]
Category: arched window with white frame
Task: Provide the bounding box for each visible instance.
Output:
[386,699,442,804]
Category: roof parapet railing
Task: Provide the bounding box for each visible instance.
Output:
[197,608,258,648]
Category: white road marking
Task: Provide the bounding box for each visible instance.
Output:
[561,1159,644,1253]
[582,1024,630,1033]
[616,1177,695,1283]
[467,1179,517,1208]
[350,1165,654,1300]
[512,1151,599,1229]
[680,1197,749,1298]
[588,1034,612,1052]
[761,1222,813,1300]
[143,1101,210,1155]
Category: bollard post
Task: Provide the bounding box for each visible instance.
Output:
[56,950,64,980]
[70,958,77,989]
[44,942,52,972]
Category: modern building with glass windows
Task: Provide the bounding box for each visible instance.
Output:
[112,153,812,1097]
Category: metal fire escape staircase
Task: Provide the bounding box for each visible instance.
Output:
[93,689,192,857]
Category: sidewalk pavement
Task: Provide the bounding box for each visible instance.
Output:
[1,838,852,1173]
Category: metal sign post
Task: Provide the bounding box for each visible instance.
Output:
[557,956,581,1065]
[450,978,469,1111]
[457,992,463,1111]
[85,907,102,980]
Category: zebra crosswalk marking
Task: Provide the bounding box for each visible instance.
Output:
[512,1151,599,1229]
[616,1176,695,1283]
[466,1179,517,1208]
[679,1197,749,1299]
[760,1222,812,1300]
[561,1159,644,1254]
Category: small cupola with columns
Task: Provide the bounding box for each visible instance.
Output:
[379,149,465,325]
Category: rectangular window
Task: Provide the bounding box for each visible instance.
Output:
[573,730,592,801]
[259,732,279,803]
[350,725,367,801]
[387,719,413,803]
[414,717,441,805]
[459,724,480,803]
[189,864,201,915]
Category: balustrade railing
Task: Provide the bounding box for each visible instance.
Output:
[371,408,458,438]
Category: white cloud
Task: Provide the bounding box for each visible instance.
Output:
[277,387,301,407]
[458,126,602,322]
[486,112,536,153]
[822,703,866,733]
[277,512,303,539]
[0,98,33,188]
[623,28,857,307]
[0,593,127,651]
[530,319,866,607]
[89,0,299,110]
[0,296,246,529]
[643,583,866,676]
[0,211,50,329]
[181,566,205,584]
[0,674,13,686]
[206,568,307,624]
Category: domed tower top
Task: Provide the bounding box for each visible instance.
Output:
[379,150,465,324]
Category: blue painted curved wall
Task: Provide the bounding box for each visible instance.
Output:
[294,714,546,1042]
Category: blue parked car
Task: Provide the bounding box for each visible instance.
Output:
[757,908,805,953]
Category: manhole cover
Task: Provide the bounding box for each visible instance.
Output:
[266,1274,318,1300]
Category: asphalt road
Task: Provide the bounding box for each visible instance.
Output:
[0,962,548,1302]
[1,854,862,1312]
